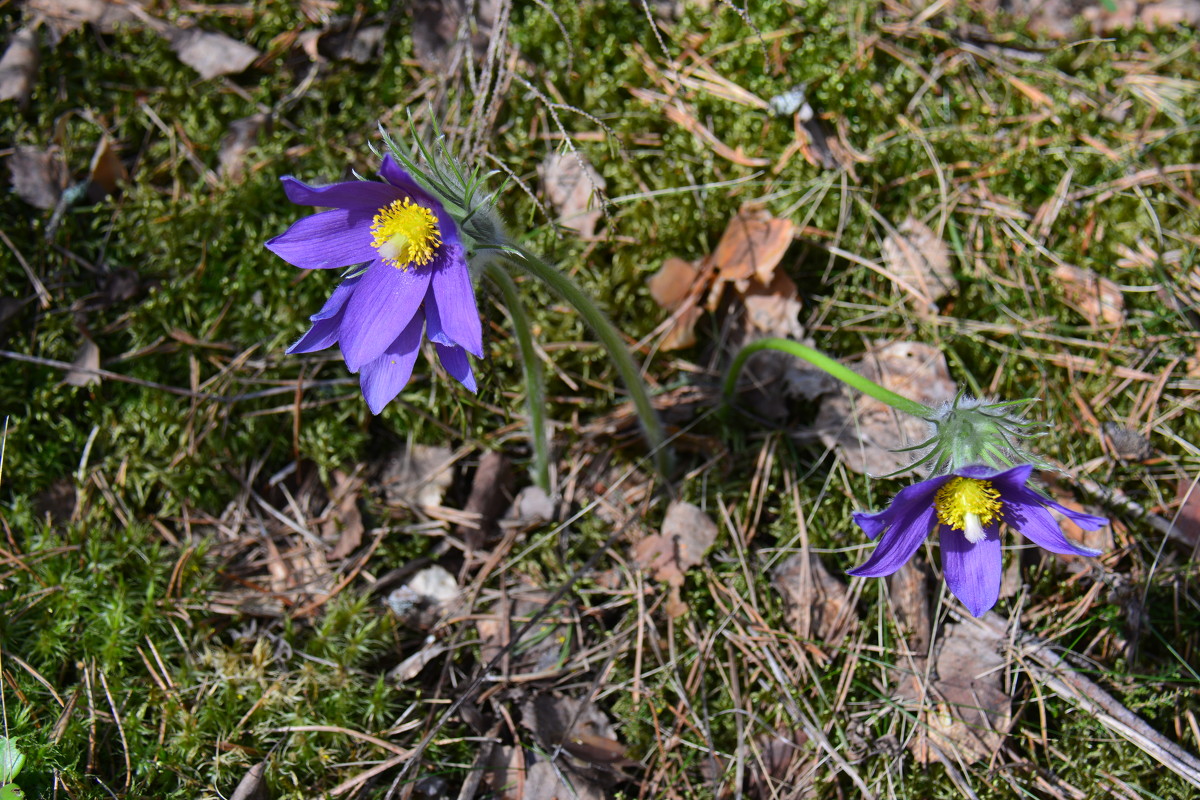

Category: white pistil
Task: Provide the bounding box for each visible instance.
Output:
[963,512,986,544]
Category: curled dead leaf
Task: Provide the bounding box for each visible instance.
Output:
[64,337,101,387]
[0,26,39,107]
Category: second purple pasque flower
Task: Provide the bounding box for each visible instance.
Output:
[848,464,1107,616]
[266,155,483,414]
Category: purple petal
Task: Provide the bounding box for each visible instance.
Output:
[379,155,435,199]
[266,209,378,269]
[975,463,1035,491]
[435,344,477,393]
[280,175,403,210]
[339,262,433,372]
[851,475,949,541]
[428,251,483,356]
[1003,491,1104,557]
[287,276,362,354]
[939,524,1002,617]
[848,502,938,578]
[358,312,424,414]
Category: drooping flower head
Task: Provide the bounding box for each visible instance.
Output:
[850,463,1107,616]
[267,154,486,413]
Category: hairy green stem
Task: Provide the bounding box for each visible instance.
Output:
[485,262,550,491]
[724,337,934,419]
[499,246,671,479]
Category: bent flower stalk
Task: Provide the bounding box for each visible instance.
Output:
[266,154,483,413]
[849,463,1107,616]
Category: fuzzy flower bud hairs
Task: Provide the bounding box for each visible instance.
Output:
[725,339,1108,617]
[267,120,670,487]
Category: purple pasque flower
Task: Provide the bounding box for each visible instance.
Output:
[266,155,483,414]
[848,464,1107,617]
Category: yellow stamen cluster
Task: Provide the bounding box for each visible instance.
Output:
[370,198,441,269]
[935,477,1002,543]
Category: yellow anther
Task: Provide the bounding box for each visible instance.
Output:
[935,478,1002,543]
[370,198,441,269]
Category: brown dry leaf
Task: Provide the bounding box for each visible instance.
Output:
[298,18,385,64]
[0,25,39,107]
[915,619,1011,764]
[476,585,576,678]
[708,205,795,296]
[815,341,956,476]
[887,558,933,659]
[30,0,143,39]
[746,728,809,800]
[410,0,495,69]
[64,337,101,387]
[882,217,955,309]
[520,693,628,794]
[773,552,855,646]
[8,146,68,210]
[321,470,364,560]
[228,760,268,800]
[739,269,804,340]
[454,450,514,549]
[86,135,127,200]
[632,500,718,587]
[219,114,267,182]
[1054,264,1125,326]
[378,443,454,509]
[647,257,702,311]
[646,257,711,351]
[167,26,259,79]
[1172,479,1200,548]
[538,151,606,238]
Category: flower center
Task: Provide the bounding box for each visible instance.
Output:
[935,477,1002,544]
[370,198,441,269]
